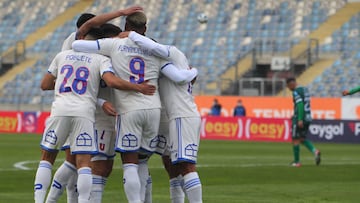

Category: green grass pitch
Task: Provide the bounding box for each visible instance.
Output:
[0,133,360,203]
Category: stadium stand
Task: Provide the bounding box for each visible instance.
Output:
[0,0,77,52]
[302,12,360,97]
[0,0,358,108]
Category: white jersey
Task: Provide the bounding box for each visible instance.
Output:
[159,47,200,120]
[94,38,168,114]
[61,32,76,51]
[48,49,114,122]
[95,80,115,128]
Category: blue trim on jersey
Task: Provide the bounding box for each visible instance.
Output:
[96,40,100,50]
[176,118,182,160]
[115,147,139,153]
[160,62,173,70]
[40,145,59,153]
[172,158,196,165]
[115,115,121,152]
[71,150,98,155]
[60,145,70,151]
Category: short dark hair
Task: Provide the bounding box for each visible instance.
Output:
[76,13,96,28]
[286,77,296,84]
[86,27,105,40]
[101,23,122,38]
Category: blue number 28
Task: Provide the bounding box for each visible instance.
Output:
[129,57,145,84]
[59,65,89,94]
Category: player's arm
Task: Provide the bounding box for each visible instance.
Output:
[161,63,198,84]
[41,55,58,90]
[72,40,101,53]
[102,72,156,95]
[342,86,360,96]
[126,31,170,58]
[295,101,305,121]
[294,91,305,127]
[40,72,56,90]
[72,39,113,56]
[61,32,76,51]
[77,6,143,39]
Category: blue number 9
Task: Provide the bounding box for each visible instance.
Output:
[129,57,145,84]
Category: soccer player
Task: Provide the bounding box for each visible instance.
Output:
[88,23,122,203]
[286,77,321,167]
[34,28,156,203]
[342,86,360,96]
[46,13,97,203]
[61,13,96,51]
[73,12,198,203]
[125,30,203,203]
[45,24,123,203]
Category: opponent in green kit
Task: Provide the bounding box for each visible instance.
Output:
[342,86,360,96]
[286,78,321,167]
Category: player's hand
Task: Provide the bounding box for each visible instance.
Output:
[191,76,197,85]
[119,31,130,38]
[342,90,349,96]
[297,120,304,128]
[102,101,117,116]
[138,81,156,95]
[119,6,143,16]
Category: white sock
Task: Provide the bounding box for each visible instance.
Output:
[169,176,185,203]
[144,175,152,203]
[34,160,53,203]
[90,175,107,203]
[183,172,202,203]
[123,163,141,203]
[77,167,92,203]
[138,159,149,202]
[45,161,77,203]
[66,172,78,203]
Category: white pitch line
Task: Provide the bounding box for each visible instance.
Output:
[13,161,34,170]
[11,159,65,171]
[5,160,359,172]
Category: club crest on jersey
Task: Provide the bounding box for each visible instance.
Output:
[122,134,138,147]
[45,130,57,145]
[185,144,198,157]
[155,135,167,149]
[76,133,92,146]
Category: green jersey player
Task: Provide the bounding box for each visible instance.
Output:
[342,86,360,96]
[286,77,321,167]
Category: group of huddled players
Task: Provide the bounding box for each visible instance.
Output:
[34,6,202,203]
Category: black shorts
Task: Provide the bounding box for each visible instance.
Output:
[291,121,310,139]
